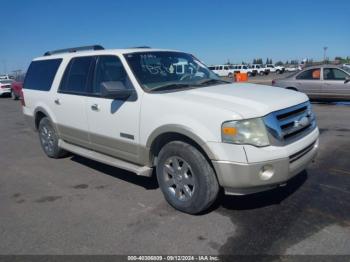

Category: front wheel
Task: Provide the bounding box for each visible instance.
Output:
[156,141,219,214]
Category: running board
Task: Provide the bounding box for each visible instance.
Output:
[58,140,153,177]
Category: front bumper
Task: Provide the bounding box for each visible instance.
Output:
[211,130,319,195]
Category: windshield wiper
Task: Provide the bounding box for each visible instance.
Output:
[149,83,192,92]
[195,79,231,86]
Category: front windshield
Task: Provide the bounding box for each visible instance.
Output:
[124,51,223,91]
[342,67,350,73]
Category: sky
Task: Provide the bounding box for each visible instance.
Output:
[1,0,350,73]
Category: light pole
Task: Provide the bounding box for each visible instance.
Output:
[323,47,328,63]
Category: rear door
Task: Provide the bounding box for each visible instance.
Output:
[54,56,94,148]
[294,68,322,99]
[85,55,141,164]
[322,67,350,100]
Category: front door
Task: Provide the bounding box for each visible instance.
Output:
[322,67,350,100]
[85,55,141,164]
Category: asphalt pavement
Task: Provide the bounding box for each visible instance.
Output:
[0,96,349,256]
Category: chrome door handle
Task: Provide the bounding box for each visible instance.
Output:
[91,104,100,111]
[54,99,60,105]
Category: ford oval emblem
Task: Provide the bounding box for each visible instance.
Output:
[294,116,309,128]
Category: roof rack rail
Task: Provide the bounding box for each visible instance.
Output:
[129,46,151,49]
[44,45,104,56]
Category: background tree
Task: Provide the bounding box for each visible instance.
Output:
[275,61,283,66]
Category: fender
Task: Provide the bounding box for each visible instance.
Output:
[33,106,58,131]
[146,124,217,160]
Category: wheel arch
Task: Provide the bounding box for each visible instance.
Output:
[146,125,216,166]
[34,107,55,130]
[286,86,298,91]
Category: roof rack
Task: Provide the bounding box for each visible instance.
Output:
[44,45,104,56]
[129,46,151,49]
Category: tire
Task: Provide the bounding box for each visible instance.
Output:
[11,90,18,100]
[247,72,252,77]
[228,73,233,78]
[156,141,219,214]
[38,117,67,158]
[276,70,281,74]
[259,71,264,76]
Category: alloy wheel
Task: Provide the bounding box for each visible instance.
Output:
[163,156,195,202]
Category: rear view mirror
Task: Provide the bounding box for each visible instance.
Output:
[100,81,133,100]
[345,77,350,84]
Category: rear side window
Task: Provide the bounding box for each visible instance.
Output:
[59,56,94,94]
[24,59,62,91]
[296,68,320,80]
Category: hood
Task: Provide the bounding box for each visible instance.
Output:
[168,83,308,119]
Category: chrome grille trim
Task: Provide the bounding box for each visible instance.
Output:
[263,101,317,146]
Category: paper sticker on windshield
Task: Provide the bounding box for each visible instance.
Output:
[169,65,174,74]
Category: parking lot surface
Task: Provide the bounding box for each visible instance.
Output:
[0,97,349,255]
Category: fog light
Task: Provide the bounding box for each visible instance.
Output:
[259,165,274,180]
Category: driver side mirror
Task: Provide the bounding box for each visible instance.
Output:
[345,77,350,84]
[100,81,133,100]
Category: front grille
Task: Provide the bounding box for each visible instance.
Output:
[264,101,317,146]
[289,141,316,163]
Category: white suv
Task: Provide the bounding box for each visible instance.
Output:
[208,65,235,77]
[250,64,269,75]
[22,45,319,214]
[266,64,285,74]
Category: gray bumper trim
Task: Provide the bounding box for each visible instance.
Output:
[212,139,318,195]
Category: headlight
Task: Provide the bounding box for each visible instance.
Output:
[221,118,270,147]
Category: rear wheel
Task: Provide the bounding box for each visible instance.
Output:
[156,141,219,214]
[38,117,67,158]
[11,90,18,100]
[228,72,233,78]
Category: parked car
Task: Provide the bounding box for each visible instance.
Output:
[0,74,14,80]
[266,64,285,74]
[232,64,256,76]
[11,74,25,100]
[208,65,235,77]
[272,65,350,100]
[285,66,300,72]
[22,45,319,214]
[343,63,350,70]
[250,64,269,75]
[0,79,13,97]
